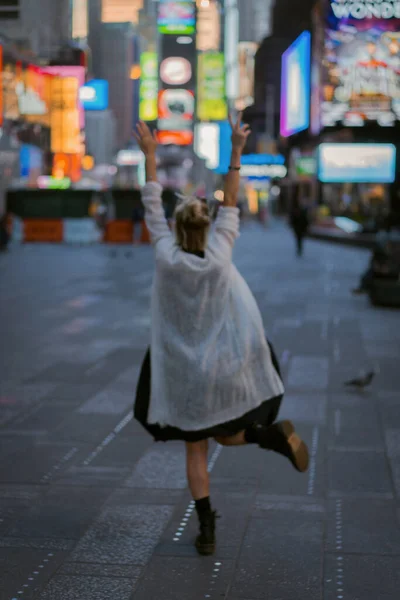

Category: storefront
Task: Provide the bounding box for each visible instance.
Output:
[240,154,288,218]
[317,142,396,223]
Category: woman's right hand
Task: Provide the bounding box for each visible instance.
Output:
[229,112,251,152]
[133,121,158,156]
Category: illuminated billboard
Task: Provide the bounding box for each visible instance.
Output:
[280,31,311,137]
[139,53,158,121]
[197,52,227,121]
[318,143,396,183]
[80,79,109,111]
[236,42,258,111]
[310,3,324,135]
[158,32,196,145]
[196,0,221,52]
[42,66,85,128]
[50,77,81,154]
[158,1,196,35]
[322,0,400,127]
[0,46,2,127]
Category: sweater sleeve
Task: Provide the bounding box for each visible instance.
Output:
[214,206,240,247]
[142,181,172,246]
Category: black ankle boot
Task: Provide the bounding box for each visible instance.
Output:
[254,420,309,473]
[195,510,218,556]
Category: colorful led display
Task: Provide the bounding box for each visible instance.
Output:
[318,143,396,183]
[158,32,196,145]
[158,1,196,35]
[42,66,85,128]
[280,31,311,137]
[197,52,227,121]
[321,0,400,127]
[80,79,109,111]
[139,52,158,121]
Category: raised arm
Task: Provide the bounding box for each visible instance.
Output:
[134,122,171,246]
[223,112,251,207]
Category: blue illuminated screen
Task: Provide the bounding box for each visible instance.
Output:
[280,31,311,138]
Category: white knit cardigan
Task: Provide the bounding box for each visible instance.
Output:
[142,182,284,430]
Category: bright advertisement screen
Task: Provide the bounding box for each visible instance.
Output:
[158,1,196,35]
[42,66,85,128]
[197,52,227,121]
[280,31,311,137]
[322,0,400,127]
[158,33,196,145]
[318,143,396,183]
[236,42,258,111]
[139,53,158,121]
[80,79,109,111]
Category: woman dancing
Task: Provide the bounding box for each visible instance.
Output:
[134,115,309,556]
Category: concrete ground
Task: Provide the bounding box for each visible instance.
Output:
[0,222,399,600]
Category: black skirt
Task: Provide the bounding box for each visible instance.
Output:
[134,341,283,443]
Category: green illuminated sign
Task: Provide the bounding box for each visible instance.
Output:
[139,52,158,122]
[197,53,228,122]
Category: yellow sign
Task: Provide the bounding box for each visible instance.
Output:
[50,77,81,154]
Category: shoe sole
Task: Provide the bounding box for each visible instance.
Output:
[278,420,310,473]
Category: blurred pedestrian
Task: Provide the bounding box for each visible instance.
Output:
[289,199,309,257]
[133,117,309,557]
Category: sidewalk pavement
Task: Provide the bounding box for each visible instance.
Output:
[0,223,399,599]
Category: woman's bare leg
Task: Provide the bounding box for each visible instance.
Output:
[185,439,209,500]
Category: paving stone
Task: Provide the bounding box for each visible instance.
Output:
[39,574,137,600]
[58,562,143,580]
[132,556,235,600]
[10,404,73,433]
[390,461,400,498]
[385,429,400,458]
[0,444,79,485]
[279,393,327,425]
[41,383,105,405]
[328,449,393,495]
[0,547,66,600]
[324,554,400,600]
[230,514,323,600]
[327,497,400,555]
[25,361,93,384]
[78,387,135,416]
[210,445,261,481]
[85,433,151,469]
[0,538,75,550]
[52,413,120,443]
[286,356,329,390]
[254,493,325,516]
[7,487,111,540]
[106,487,183,507]
[55,466,130,487]
[124,445,187,490]
[69,504,173,565]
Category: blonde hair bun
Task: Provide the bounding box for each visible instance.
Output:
[174,197,211,252]
[184,201,211,230]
